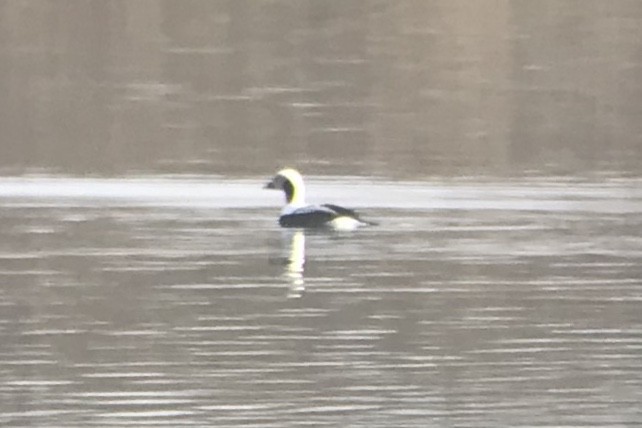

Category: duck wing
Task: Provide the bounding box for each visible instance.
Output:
[322,204,379,226]
[321,204,359,218]
[322,204,378,226]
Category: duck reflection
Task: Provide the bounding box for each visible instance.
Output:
[283,230,305,298]
[269,229,307,297]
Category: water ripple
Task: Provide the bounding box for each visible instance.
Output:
[0,177,640,427]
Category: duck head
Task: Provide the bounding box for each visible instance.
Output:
[264,168,306,205]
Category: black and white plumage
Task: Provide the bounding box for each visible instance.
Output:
[264,168,377,230]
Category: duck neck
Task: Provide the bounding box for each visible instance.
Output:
[284,180,305,207]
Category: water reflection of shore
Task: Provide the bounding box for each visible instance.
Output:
[4,3,642,177]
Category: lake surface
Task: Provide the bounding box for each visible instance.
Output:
[1,176,641,427]
[2,1,642,426]
[2,1,642,176]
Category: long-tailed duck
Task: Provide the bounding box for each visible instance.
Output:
[265,168,377,230]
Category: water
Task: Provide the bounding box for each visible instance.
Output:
[2,1,642,425]
[1,176,641,426]
[2,1,642,176]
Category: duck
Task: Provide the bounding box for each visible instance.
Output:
[264,168,377,230]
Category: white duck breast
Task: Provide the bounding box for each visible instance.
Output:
[265,168,376,230]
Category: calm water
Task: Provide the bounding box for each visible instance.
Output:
[2,1,642,426]
[2,1,642,176]
[1,176,641,426]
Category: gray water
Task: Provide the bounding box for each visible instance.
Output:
[2,1,642,426]
[2,1,642,177]
[1,176,641,427]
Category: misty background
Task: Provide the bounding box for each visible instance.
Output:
[1,0,641,178]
